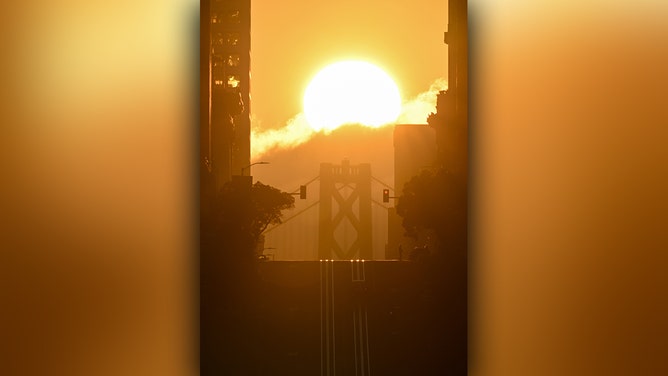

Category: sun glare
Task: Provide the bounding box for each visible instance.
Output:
[303,61,402,132]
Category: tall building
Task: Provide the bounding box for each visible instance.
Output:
[428,3,468,371]
[386,124,437,260]
[201,0,251,191]
[428,0,467,175]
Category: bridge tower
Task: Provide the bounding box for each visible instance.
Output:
[318,160,372,260]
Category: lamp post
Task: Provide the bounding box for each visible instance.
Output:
[260,247,276,261]
[241,161,269,176]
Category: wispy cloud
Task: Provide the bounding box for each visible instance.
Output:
[250,78,447,158]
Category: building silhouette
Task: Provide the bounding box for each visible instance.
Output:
[386,124,437,260]
[200,3,253,372]
[201,0,251,191]
[428,0,467,176]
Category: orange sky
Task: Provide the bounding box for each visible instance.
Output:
[7,2,668,374]
[250,0,448,129]
[247,1,448,259]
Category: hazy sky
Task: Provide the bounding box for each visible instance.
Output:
[246,1,449,259]
[8,1,668,373]
[250,0,448,130]
[249,0,448,189]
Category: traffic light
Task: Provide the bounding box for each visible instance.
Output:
[383,189,390,203]
[299,185,307,199]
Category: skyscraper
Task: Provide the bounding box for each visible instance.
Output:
[386,124,437,260]
[202,0,251,190]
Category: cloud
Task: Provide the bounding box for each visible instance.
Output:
[250,77,448,158]
[396,77,447,124]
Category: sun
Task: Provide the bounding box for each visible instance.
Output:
[303,61,402,132]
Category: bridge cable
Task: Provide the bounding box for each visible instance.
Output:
[264,200,320,234]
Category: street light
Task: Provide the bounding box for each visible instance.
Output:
[241,161,269,176]
[260,247,276,261]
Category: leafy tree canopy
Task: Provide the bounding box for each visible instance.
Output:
[247,181,295,239]
[213,180,295,242]
[395,168,464,241]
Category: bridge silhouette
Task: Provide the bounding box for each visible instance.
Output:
[263,161,396,261]
[266,175,394,232]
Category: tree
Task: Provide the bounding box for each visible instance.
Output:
[208,179,295,257]
[395,168,464,245]
[395,168,468,312]
[200,179,294,374]
[246,181,295,241]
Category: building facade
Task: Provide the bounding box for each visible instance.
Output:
[202,0,251,191]
[386,124,437,260]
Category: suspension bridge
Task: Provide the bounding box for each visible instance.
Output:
[262,160,395,261]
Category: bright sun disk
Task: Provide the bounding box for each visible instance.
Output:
[303,61,401,131]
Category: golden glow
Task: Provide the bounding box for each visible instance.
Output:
[250,78,445,158]
[303,61,401,131]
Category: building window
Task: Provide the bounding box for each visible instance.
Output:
[227,76,240,88]
[212,32,242,48]
[226,10,240,24]
[212,60,225,79]
[226,54,240,67]
[224,33,240,46]
[213,32,224,46]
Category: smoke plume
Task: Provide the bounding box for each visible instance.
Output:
[250,77,447,158]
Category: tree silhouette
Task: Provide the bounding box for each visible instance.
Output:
[395,168,463,245]
[200,179,294,373]
[246,181,295,240]
[211,180,295,253]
